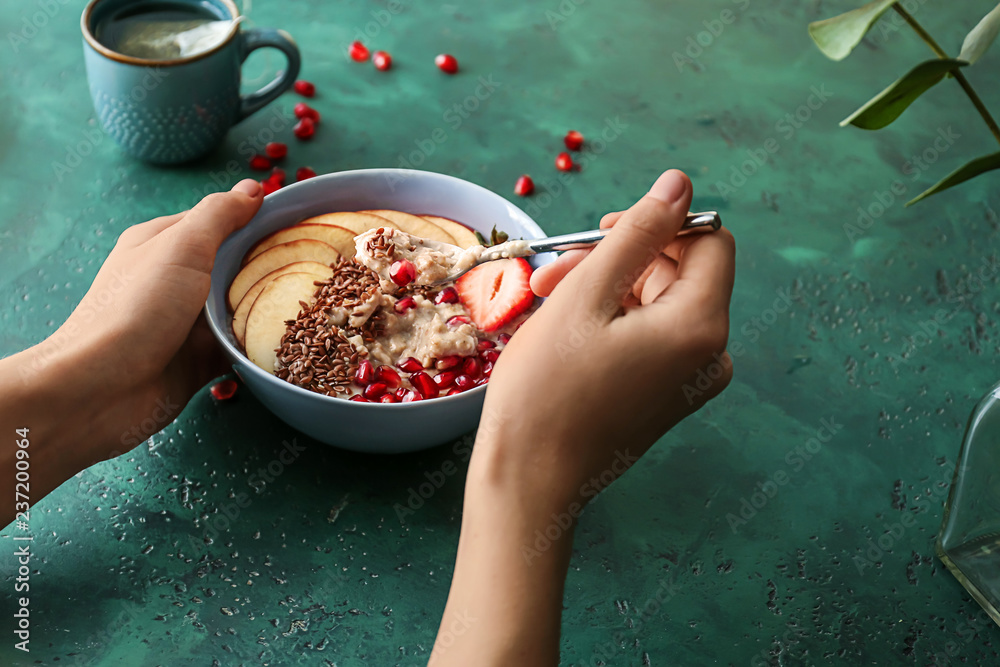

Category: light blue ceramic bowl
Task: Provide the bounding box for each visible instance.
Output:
[205,169,553,454]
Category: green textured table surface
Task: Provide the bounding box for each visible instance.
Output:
[4,0,1000,664]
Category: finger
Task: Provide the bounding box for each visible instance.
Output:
[116,212,187,249]
[651,226,736,313]
[166,179,263,252]
[530,248,590,297]
[635,255,679,305]
[575,170,693,312]
[599,210,626,229]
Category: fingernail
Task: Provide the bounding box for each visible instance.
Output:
[232,179,261,196]
[648,170,687,203]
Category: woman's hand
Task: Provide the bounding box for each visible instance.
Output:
[0,179,263,518]
[432,170,735,666]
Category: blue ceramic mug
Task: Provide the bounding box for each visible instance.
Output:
[81,0,300,164]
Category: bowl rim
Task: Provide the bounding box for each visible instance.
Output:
[204,168,547,408]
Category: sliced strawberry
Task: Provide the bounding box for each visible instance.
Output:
[455,258,534,332]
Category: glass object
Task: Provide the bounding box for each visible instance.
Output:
[938,380,1000,627]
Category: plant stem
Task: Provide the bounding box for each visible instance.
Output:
[893,4,1000,146]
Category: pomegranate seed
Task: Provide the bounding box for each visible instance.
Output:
[293,117,315,139]
[269,167,286,185]
[498,333,512,346]
[435,53,458,74]
[476,377,489,386]
[395,387,407,399]
[354,359,374,386]
[374,366,401,388]
[435,370,458,388]
[296,166,317,181]
[373,51,392,71]
[434,287,459,304]
[454,375,474,391]
[481,348,500,364]
[349,394,370,402]
[514,174,534,197]
[265,142,287,159]
[482,361,494,377]
[210,379,238,400]
[398,357,423,373]
[410,371,439,399]
[447,388,463,396]
[294,102,321,123]
[555,152,573,172]
[389,259,416,287]
[380,393,398,403]
[400,389,421,402]
[394,296,417,313]
[437,355,462,370]
[349,40,370,62]
[249,154,271,170]
[448,315,471,327]
[363,381,388,399]
[462,357,482,379]
[293,80,316,97]
[477,339,496,351]
[261,179,281,195]
[564,130,584,151]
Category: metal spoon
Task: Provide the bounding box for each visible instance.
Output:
[433,211,721,284]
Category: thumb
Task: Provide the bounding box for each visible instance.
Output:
[576,170,692,312]
[171,178,263,251]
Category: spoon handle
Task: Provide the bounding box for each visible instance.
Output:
[523,211,721,255]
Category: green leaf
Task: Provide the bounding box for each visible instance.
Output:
[808,0,898,61]
[959,2,1000,64]
[841,58,967,130]
[907,151,1000,206]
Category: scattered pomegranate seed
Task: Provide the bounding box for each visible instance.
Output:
[354,359,374,386]
[514,175,534,197]
[210,379,238,400]
[349,394,370,402]
[555,152,573,172]
[296,166,317,181]
[261,179,281,195]
[293,117,315,140]
[398,357,423,373]
[293,80,316,97]
[476,339,496,351]
[454,375,474,391]
[269,167,286,185]
[482,361,494,377]
[249,154,271,170]
[410,371,439,399]
[373,50,392,71]
[349,40,370,62]
[363,381,388,399]
[400,389,422,402]
[380,393,398,403]
[437,355,462,370]
[394,296,417,313]
[265,142,287,159]
[389,259,417,287]
[564,130,584,151]
[448,315,471,327]
[294,102,321,124]
[498,333,512,345]
[462,357,481,379]
[435,53,458,74]
[434,287,459,304]
[435,370,458,389]
[375,366,401,388]
[481,348,500,364]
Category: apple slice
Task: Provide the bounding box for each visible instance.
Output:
[232,261,333,347]
[245,272,320,373]
[227,239,340,310]
[243,224,355,264]
[421,215,482,249]
[360,209,457,244]
[301,211,398,235]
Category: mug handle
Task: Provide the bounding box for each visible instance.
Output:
[237,28,301,123]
